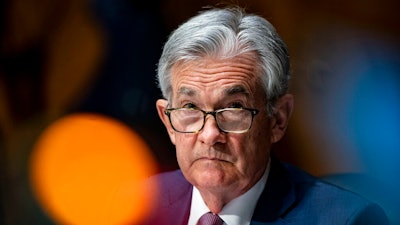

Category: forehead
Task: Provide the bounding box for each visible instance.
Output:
[170,54,262,99]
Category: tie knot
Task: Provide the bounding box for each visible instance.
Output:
[197,212,224,225]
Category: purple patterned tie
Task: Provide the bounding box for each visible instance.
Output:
[197,212,224,225]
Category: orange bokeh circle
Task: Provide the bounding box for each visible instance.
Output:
[30,113,159,225]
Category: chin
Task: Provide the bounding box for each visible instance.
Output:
[196,168,233,187]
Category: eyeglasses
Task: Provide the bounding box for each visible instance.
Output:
[164,107,259,133]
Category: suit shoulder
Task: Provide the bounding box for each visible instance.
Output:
[149,169,186,185]
[150,169,183,178]
[282,163,390,224]
[283,163,370,204]
[147,169,192,200]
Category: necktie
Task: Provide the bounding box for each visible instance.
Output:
[197,212,224,225]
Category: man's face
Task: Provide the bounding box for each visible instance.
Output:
[156,54,290,197]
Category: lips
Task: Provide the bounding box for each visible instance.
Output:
[197,156,229,163]
[193,149,231,163]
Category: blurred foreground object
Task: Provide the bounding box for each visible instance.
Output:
[29,113,158,225]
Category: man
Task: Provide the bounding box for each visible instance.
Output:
[143,6,390,225]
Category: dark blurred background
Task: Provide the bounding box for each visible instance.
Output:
[1,0,399,224]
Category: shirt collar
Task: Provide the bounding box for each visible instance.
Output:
[188,158,270,225]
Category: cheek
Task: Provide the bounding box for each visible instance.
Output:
[228,136,261,164]
[241,124,272,162]
[254,132,272,157]
[174,135,196,165]
[237,136,270,176]
[240,136,267,158]
[252,115,273,145]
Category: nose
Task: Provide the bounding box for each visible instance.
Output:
[197,115,226,146]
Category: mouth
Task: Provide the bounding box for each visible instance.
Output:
[194,149,231,164]
[198,157,229,163]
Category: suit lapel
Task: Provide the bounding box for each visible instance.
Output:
[150,170,192,225]
[251,156,296,224]
[165,170,192,225]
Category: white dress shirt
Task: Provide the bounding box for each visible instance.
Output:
[187,159,270,225]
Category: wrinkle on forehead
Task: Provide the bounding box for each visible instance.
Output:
[172,54,259,82]
[171,53,259,78]
[169,54,263,104]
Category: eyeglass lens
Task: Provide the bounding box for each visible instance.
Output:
[168,108,254,133]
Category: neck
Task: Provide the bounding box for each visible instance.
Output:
[194,164,268,213]
[196,180,254,214]
[197,189,232,214]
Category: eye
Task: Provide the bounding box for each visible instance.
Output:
[227,102,244,109]
[182,103,197,109]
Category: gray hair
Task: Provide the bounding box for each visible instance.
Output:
[157,7,290,114]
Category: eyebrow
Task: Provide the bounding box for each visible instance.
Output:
[224,85,249,97]
[178,87,196,96]
[177,85,249,97]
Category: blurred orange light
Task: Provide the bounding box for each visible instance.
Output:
[29,113,159,225]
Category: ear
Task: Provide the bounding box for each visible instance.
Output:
[156,99,176,145]
[270,94,294,143]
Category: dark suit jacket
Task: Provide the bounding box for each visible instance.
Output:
[142,158,389,225]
